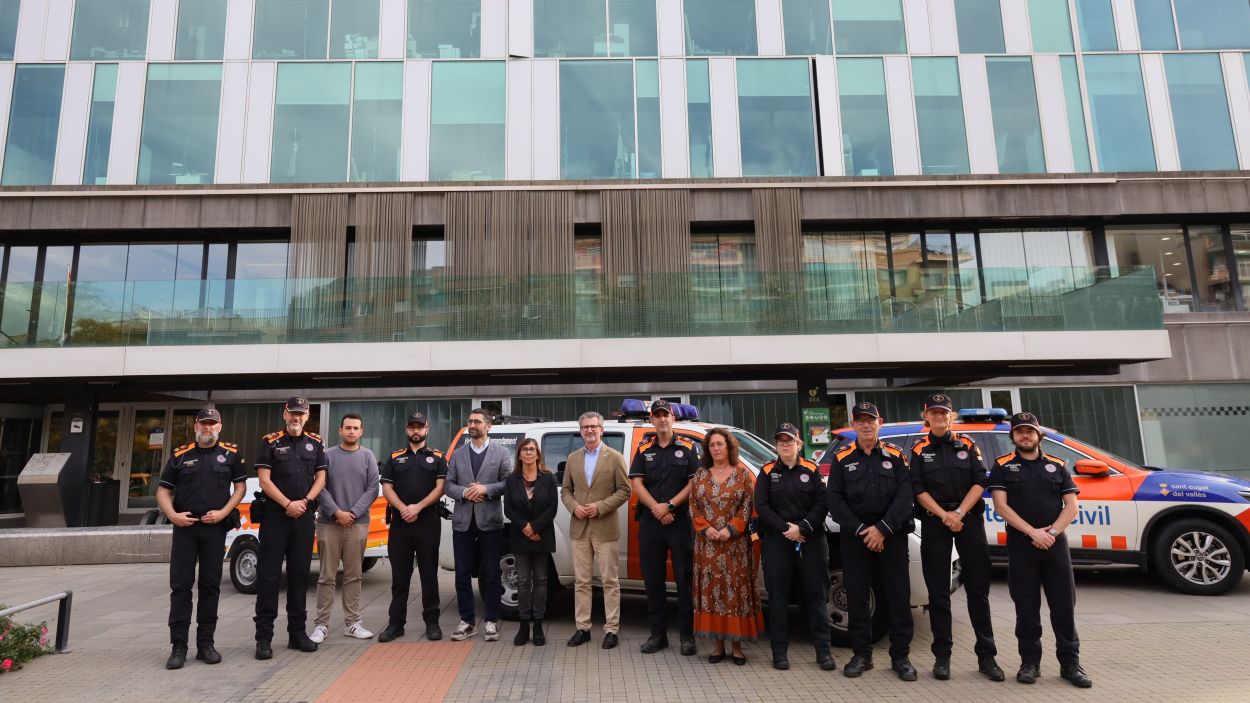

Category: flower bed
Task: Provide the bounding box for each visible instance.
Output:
[0,606,53,673]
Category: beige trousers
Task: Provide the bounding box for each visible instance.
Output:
[572,536,621,633]
[315,521,369,628]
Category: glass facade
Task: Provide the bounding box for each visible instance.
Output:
[559,61,635,179]
[636,60,661,178]
[2,65,65,186]
[429,61,505,181]
[1059,55,1092,172]
[1084,54,1155,172]
[253,0,330,59]
[536,0,655,57]
[1075,0,1118,51]
[1174,0,1250,50]
[608,0,658,57]
[783,0,832,55]
[838,58,892,176]
[175,0,228,60]
[986,57,1045,174]
[330,0,380,59]
[954,0,1005,54]
[408,0,480,58]
[685,0,757,56]
[1164,53,1238,171]
[138,64,222,185]
[832,0,906,55]
[737,59,817,177]
[687,59,714,178]
[271,62,352,182]
[349,62,402,181]
[1028,0,1075,52]
[71,0,150,60]
[1140,384,1250,477]
[82,64,119,186]
[1134,0,1178,50]
[912,57,969,175]
[0,0,19,60]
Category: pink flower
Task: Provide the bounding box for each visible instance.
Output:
[2,659,12,670]
[40,626,47,635]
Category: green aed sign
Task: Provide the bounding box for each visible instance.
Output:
[801,406,831,462]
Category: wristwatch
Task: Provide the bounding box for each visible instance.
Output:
[1047,528,1060,537]
[952,508,964,517]
[666,502,676,513]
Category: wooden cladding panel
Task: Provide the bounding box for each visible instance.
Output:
[753,188,803,272]
[601,189,692,278]
[353,192,412,280]
[288,193,349,279]
[444,191,574,278]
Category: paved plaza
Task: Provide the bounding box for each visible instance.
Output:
[1,560,1249,702]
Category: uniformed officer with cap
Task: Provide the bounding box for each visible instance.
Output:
[629,399,701,656]
[252,396,327,660]
[911,393,1003,682]
[755,422,835,672]
[988,412,1092,688]
[156,407,246,670]
[826,401,917,681]
[378,411,447,643]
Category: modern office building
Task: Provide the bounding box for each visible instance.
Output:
[0,0,1248,525]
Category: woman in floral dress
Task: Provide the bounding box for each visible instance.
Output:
[691,427,763,664]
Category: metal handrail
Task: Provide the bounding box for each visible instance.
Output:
[0,590,73,654]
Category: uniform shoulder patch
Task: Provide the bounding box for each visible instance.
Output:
[957,434,977,449]
[218,441,238,453]
[881,442,904,457]
[263,430,284,444]
[834,443,857,461]
[636,437,656,452]
[675,436,696,450]
[995,453,1016,466]
[431,449,444,458]
[911,436,931,454]
[798,458,819,471]
[1041,453,1067,467]
[173,442,196,457]
[390,448,407,459]
[761,460,776,474]
[305,432,323,444]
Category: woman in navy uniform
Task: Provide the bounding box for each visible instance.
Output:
[252,397,327,660]
[910,393,1002,681]
[988,412,1092,688]
[156,407,246,670]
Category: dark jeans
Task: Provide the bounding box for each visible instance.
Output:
[515,552,549,620]
[253,509,315,642]
[1007,532,1080,668]
[387,516,441,627]
[638,516,694,638]
[841,531,913,660]
[168,521,229,647]
[452,523,503,624]
[761,532,831,658]
[921,513,997,659]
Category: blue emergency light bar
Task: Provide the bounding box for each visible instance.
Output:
[958,408,1009,422]
[618,399,701,421]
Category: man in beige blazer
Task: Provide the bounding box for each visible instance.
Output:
[561,411,632,649]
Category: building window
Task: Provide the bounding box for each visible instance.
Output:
[686,59,714,178]
[407,0,480,58]
[330,0,380,58]
[559,60,636,179]
[636,60,661,178]
[1174,0,1250,50]
[737,59,818,177]
[1232,226,1250,309]
[253,0,331,59]
[782,0,832,55]
[535,0,655,58]
[954,0,1005,54]
[271,62,352,183]
[1059,55,1092,172]
[71,0,150,60]
[1084,54,1155,172]
[138,64,223,185]
[690,230,756,324]
[82,64,118,186]
[349,62,402,182]
[977,228,1094,297]
[2,64,65,186]
[912,57,969,176]
[608,0,658,57]
[1106,225,1193,312]
[429,61,505,181]
[832,0,906,55]
[986,57,1045,174]
[837,57,892,176]
[0,0,19,60]
[1164,53,1238,172]
[802,231,891,306]
[1027,0,1075,52]
[685,0,757,56]
[1188,226,1239,311]
[412,234,446,274]
[1134,0,1177,50]
[1074,0,1117,51]
[175,0,228,60]
[1140,383,1250,476]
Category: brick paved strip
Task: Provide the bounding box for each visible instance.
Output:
[316,641,474,703]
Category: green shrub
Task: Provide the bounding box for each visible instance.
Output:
[0,606,53,673]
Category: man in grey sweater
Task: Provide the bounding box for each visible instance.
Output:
[311,413,380,643]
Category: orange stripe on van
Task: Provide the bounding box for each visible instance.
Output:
[997,532,1007,545]
[1081,534,1098,549]
[1111,535,1128,550]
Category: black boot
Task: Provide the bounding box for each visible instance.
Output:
[288,632,318,652]
[532,620,546,647]
[195,645,222,665]
[166,644,187,670]
[514,619,531,646]
[255,641,273,660]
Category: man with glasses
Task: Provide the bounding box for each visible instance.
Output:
[561,411,631,649]
[157,407,246,670]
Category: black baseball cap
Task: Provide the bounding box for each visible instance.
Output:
[195,407,221,424]
[650,399,673,415]
[1010,412,1043,434]
[924,393,954,412]
[407,411,428,427]
[285,396,310,413]
[774,422,801,440]
[851,402,881,419]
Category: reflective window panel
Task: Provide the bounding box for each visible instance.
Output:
[2,64,65,186]
[407,0,481,58]
[986,57,1045,174]
[636,60,661,178]
[0,0,19,60]
[253,0,330,59]
[685,0,758,56]
[559,60,636,179]
[1188,225,1239,311]
[608,0,658,57]
[687,59,714,178]
[912,57,970,175]
[349,62,402,181]
[832,0,906,54]
[782,0,833,55]
[1163,53,1238,171]
[330,0,380,59]
[737,58,817,176]
[1084,53,1155,172]
[534,0,604,57]
[954,0,1005,54]
[175,0,227,60]
[1174,0,1250,50]
[270,62,351,182]
[1106,225,1193,311]
[429,61,505,180]
[138,64,223,185]
[1075,0,1117,51]
[71,0,150,60]
[1133,0,1177,50]
[1059,55,1092,172]
[82,64,118,186]
[837,57,892,176]
[1027,0,1075,52]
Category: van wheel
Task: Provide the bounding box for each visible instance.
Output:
[230,540,260,594]
[828,568,888,647]
[361,557,379,573]
[499,552,520,621]
[1152,518,1245,595]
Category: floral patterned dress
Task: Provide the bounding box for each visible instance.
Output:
[691,464,763,642]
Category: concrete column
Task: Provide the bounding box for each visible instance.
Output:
[57,390,98,527]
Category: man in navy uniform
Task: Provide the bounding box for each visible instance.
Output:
[157,407,246,669]
[826,401,916,681]
[988,412,1091,688]
[252,396,327,660]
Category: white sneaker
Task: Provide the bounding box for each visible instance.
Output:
[484,621,499,642]
[450,620,477,641]
[309,625,328,644]
[344,622,374,640]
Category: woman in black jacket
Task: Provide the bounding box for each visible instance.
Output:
[504,438,558,646]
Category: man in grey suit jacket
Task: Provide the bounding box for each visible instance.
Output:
[444,409,513,642]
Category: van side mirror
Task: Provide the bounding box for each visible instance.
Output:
[556,461,567,484]
[1074,459,1111,478]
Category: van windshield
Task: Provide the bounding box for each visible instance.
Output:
[730,429,776,470]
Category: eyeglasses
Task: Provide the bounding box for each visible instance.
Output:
[520,447,537,452]
[579,425,602,431]
[775,438,798,445]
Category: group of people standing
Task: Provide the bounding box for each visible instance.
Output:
[156,394,1093,689]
